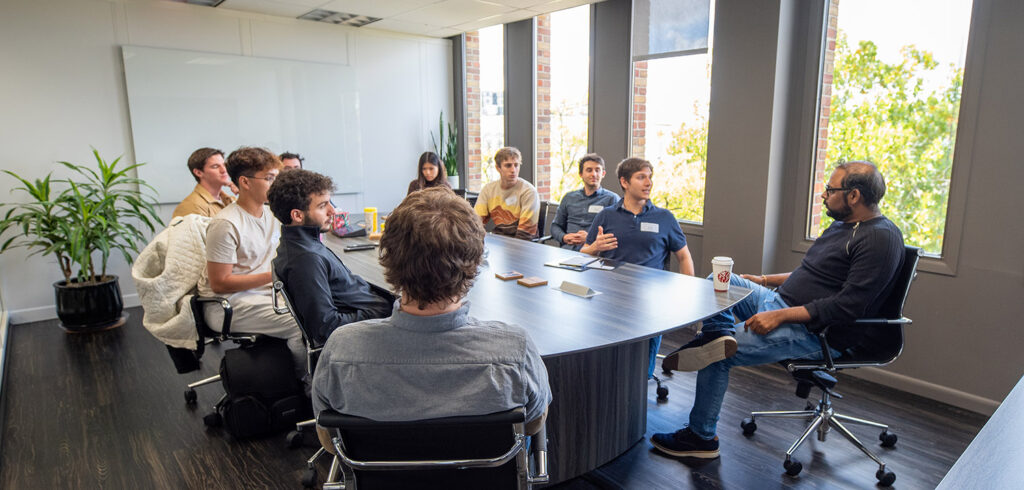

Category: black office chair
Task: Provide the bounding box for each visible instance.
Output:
[317,407,549,490]
[532,200,559,246]
[270,273,329,486]
[177,296,263,403]
[739,246,921,487]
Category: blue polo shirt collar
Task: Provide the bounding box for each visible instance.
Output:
[614,199,654,216]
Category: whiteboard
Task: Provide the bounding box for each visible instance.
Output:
[121,45,362,203]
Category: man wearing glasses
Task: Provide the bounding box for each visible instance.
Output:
[198,146,304,378]
[651,161,905,460]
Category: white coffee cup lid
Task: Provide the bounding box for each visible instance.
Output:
[712,256,734,265]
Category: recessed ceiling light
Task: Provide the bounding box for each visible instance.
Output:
[298,8,381,28]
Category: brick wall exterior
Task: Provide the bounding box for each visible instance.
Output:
[535,15,552,199]
[465,31,483,191]
[631,61,648,158]
[810,0,840,234]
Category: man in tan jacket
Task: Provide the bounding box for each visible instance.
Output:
[172,147,235,218]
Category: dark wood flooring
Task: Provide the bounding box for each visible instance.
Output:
[1,308,987,489]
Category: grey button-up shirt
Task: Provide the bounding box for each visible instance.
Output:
[550,187,620,250]
[312,301,552,424]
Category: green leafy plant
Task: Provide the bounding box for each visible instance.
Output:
[431,112,459,177]
[0,148,164,285]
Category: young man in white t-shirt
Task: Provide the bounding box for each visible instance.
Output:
[198,146,304,377]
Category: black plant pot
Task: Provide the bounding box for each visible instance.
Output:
[53,275,125,332]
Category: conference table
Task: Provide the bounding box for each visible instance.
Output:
[325,233,750,484]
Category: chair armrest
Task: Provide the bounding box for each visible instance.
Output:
[271,280,290,315]
[192,296,233,336]
[528,423,549,484]
[531,235,553,244]
[855,317,913,325]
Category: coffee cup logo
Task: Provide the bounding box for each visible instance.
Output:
[717,270,731,284]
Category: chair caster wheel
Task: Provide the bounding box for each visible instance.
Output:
[783,459,802,476]
[876,469,896,486]
[287,430,304,449]
[879,430,897,447]
[203,412,222,427]
[740,418,757,435]
[656,385,669,401]
[301,468,318,488]
[184,389,197,404]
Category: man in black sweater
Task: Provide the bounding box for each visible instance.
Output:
[268,170,391,348]
[651,161,905,460]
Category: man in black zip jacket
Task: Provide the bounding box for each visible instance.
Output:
[651,161,905,460]
[268,170,391,348]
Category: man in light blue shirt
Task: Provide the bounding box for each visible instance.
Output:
[549,153,621,250]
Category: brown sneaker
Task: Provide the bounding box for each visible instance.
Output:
[662,332,738,372]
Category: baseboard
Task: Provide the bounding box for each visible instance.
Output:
[8,293,140,325]
[847,367,1000,416]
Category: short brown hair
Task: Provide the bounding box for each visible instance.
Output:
[616,157,654,191]
[578,153,605,174]
[226,147,281,185]
[380,187,485,309]
[186,147,224,182]
[494,147,522,167]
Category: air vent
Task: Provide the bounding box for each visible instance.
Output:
[298,8,381,27]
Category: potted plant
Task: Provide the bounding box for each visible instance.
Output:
[0,148,163,332]
[431,112,460,189]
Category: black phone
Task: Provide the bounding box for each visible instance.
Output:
[343,244,376,252]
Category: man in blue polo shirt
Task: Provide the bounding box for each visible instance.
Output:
[582,157,695,377]
[549,153,620,250]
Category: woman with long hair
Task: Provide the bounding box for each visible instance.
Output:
[406,151,451,195]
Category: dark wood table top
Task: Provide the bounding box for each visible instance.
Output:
[325,233,750,358]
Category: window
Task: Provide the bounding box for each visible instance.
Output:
[808,0,973,256]
[465,25,505,192]
[630,0,714,224]
[536,6,590,202]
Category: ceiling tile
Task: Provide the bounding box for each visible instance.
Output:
[218,0,311,17]
[450,8,535,31]
[425,26,463,37]
[392,0,514,27]
[366,18,447,36]
[525,0,596,14]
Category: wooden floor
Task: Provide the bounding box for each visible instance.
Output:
[1,307,987,489]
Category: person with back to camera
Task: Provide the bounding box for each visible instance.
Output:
[406,151,452,195]
[312,187,552,452]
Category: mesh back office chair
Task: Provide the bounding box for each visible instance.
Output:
[318,407,549,490]
[739,246,921,487]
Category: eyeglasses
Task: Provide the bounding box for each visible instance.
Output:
[243,174,276,183]
[825,185,851,195]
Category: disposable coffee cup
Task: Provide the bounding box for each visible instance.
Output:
[711,256,734,292]
[363,207,378,234]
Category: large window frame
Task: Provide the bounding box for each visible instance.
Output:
[790,0,988,276]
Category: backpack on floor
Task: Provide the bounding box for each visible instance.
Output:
[214,339,311,439]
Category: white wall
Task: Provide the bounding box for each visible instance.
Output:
[0,0,452,322]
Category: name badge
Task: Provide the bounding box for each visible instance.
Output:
[640,222,659,233]
[588,204,604,214]
[504,196,517,206]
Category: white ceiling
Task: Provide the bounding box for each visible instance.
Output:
[209,0,600,38]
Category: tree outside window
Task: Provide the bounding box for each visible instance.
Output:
[809,0,973,255]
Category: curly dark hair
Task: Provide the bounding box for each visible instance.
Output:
[186,147,224,182]
[225,146,281,185]
[267,169,336,224]
[380,187,484,309]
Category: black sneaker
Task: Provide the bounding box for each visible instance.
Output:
[651,428,720,459]
[662,331,738,372]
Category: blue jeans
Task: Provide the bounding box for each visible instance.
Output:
[685,274,840,439]
[649,336,662,379]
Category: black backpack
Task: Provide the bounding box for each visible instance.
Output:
[215,339,311,439]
